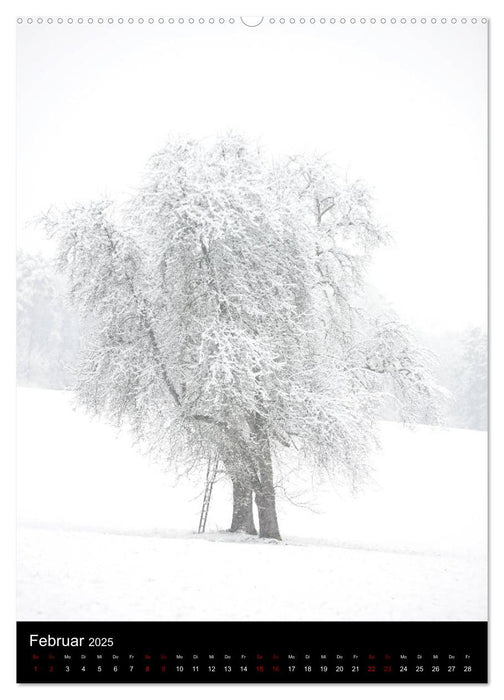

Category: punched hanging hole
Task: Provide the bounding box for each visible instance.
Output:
[240,16,264,28]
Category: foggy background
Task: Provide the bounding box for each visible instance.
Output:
[16,19,487,430]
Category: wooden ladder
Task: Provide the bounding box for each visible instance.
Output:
[198,458,218,534]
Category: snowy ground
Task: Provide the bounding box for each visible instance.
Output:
[17,388,487,621]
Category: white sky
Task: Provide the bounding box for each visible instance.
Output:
[17,19,487,333]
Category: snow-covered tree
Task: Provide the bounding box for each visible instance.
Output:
[17,250,80,388]
[456,327,487,430]
[419,327,487,431]
[41,134,439,539]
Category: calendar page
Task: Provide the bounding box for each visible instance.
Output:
[16,14,488,683]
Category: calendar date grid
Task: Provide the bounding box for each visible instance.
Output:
[27,648,476,679]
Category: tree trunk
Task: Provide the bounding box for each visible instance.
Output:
[255,457,282,540]
[251,415,282,540]
[229,477,257,535]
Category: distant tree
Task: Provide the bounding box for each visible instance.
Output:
[17,250,79,388]
[42,134,439,539]
[453,327,488,430]
[420,327,487,431]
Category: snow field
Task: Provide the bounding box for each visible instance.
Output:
[17,388,487,621]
